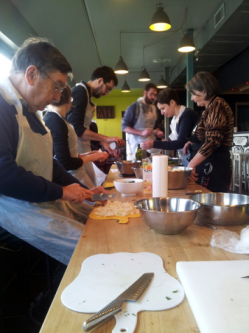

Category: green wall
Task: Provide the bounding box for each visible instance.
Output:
[92,89,143,138]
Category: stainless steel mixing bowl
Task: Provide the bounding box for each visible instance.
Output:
[115,160,141,176]
[190,192,249,226]
[132,167,143,179]
[134,197,201,235]
[168,167,193,190]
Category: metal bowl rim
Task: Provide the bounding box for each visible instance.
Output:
[169,167,193,171]
[189,192,249,208]
[134,197,201,213]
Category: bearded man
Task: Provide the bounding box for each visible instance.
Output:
[66,66,124,187]
[121,83,164,159]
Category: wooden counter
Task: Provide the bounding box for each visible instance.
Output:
[40,169,248,333]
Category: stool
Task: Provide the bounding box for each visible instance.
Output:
[231,152,249,193]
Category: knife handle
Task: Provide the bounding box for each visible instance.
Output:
[83,298,123,332]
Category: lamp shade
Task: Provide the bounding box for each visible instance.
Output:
[121,80,130,93]
[149,5,171,31]
[178,34,195,53]
[157,76,167,89]
[114,56,129,74]
[138,67,151,82]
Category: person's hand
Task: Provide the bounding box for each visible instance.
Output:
[81,150,99,156]
[156,131,164,138]
[61,183,94,203]
[90,186,108,195]
[105,136,125,146]
[141,140,154,150]
[188,168,198,182]
[141,128,153,137]
[79,151,109,164]
[93,151,109,162]
[183,141,191,155]
[100,141,119,157]
[86,186,109,204]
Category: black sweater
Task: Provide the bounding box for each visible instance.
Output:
[44,112,83,171]
[153,108,198,150]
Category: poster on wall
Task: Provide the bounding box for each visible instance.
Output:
[96,106,114,119]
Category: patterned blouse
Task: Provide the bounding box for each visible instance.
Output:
[195,96,234,158]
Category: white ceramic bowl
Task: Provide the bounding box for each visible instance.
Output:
[114,178,144,196]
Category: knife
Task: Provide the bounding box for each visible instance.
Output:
[86,193,116,201]
[82,272,154,332]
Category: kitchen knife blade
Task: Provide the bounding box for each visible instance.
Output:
[86,193,116,201]
[82,272,154,332]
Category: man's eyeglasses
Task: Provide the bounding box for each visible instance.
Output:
[43,72,65,93]
[104,83,112,94]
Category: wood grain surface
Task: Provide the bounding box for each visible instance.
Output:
[40,168,248,333]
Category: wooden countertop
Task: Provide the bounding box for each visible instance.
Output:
[40,168,248,333]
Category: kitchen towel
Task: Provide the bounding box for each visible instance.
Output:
[152,155,168,197]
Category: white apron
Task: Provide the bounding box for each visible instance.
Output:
[128,102,157,159]
[48,109,98,189]
[0,76,92,265]
[169,106,189,166]
[75,82,106,187]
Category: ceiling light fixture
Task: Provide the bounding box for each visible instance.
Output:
[138,47,151,82]
[114,32,129,74]
[149,3,171,31]
[178,32,195,53]
[121,80,131,93]
[157,75,167,89]
[115,56,128,74]
[138,67,151,82]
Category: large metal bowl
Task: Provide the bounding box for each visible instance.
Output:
[134,197,201,235]
[168,157,181,166]
[190,192,249,226]
[168,167,193,190]
[115,160,141,176]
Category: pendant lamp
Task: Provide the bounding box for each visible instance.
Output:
[157,76,167,89]
[114,32,129,74]
[138,67,151,82]
[149,3,171,32]
[121,80,130,93]
[115,56,128,74]
[178,33,195,53]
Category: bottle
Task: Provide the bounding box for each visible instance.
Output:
[135,144,143,161]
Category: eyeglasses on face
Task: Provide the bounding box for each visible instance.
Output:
[104,83,112,94]
[43,72,65,93]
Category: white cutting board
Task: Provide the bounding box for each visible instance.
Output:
[61,252,184,333]
[176,260,249,333]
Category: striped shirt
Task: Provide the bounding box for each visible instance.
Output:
[195,96,234,158]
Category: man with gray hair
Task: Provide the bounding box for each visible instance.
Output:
[0,37,107,264]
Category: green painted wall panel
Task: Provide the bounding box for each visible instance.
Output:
[92,89,143,138]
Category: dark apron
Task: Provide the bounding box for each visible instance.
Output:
[189,144,231,192]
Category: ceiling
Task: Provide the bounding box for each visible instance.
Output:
[9,0,249,90]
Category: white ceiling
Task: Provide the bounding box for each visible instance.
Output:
[10,0,249,89]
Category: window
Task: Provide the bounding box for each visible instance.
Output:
[0,53,11,78]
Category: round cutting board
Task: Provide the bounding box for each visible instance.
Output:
[61,252,184,333]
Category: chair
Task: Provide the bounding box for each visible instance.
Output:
[231,152,249,193]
